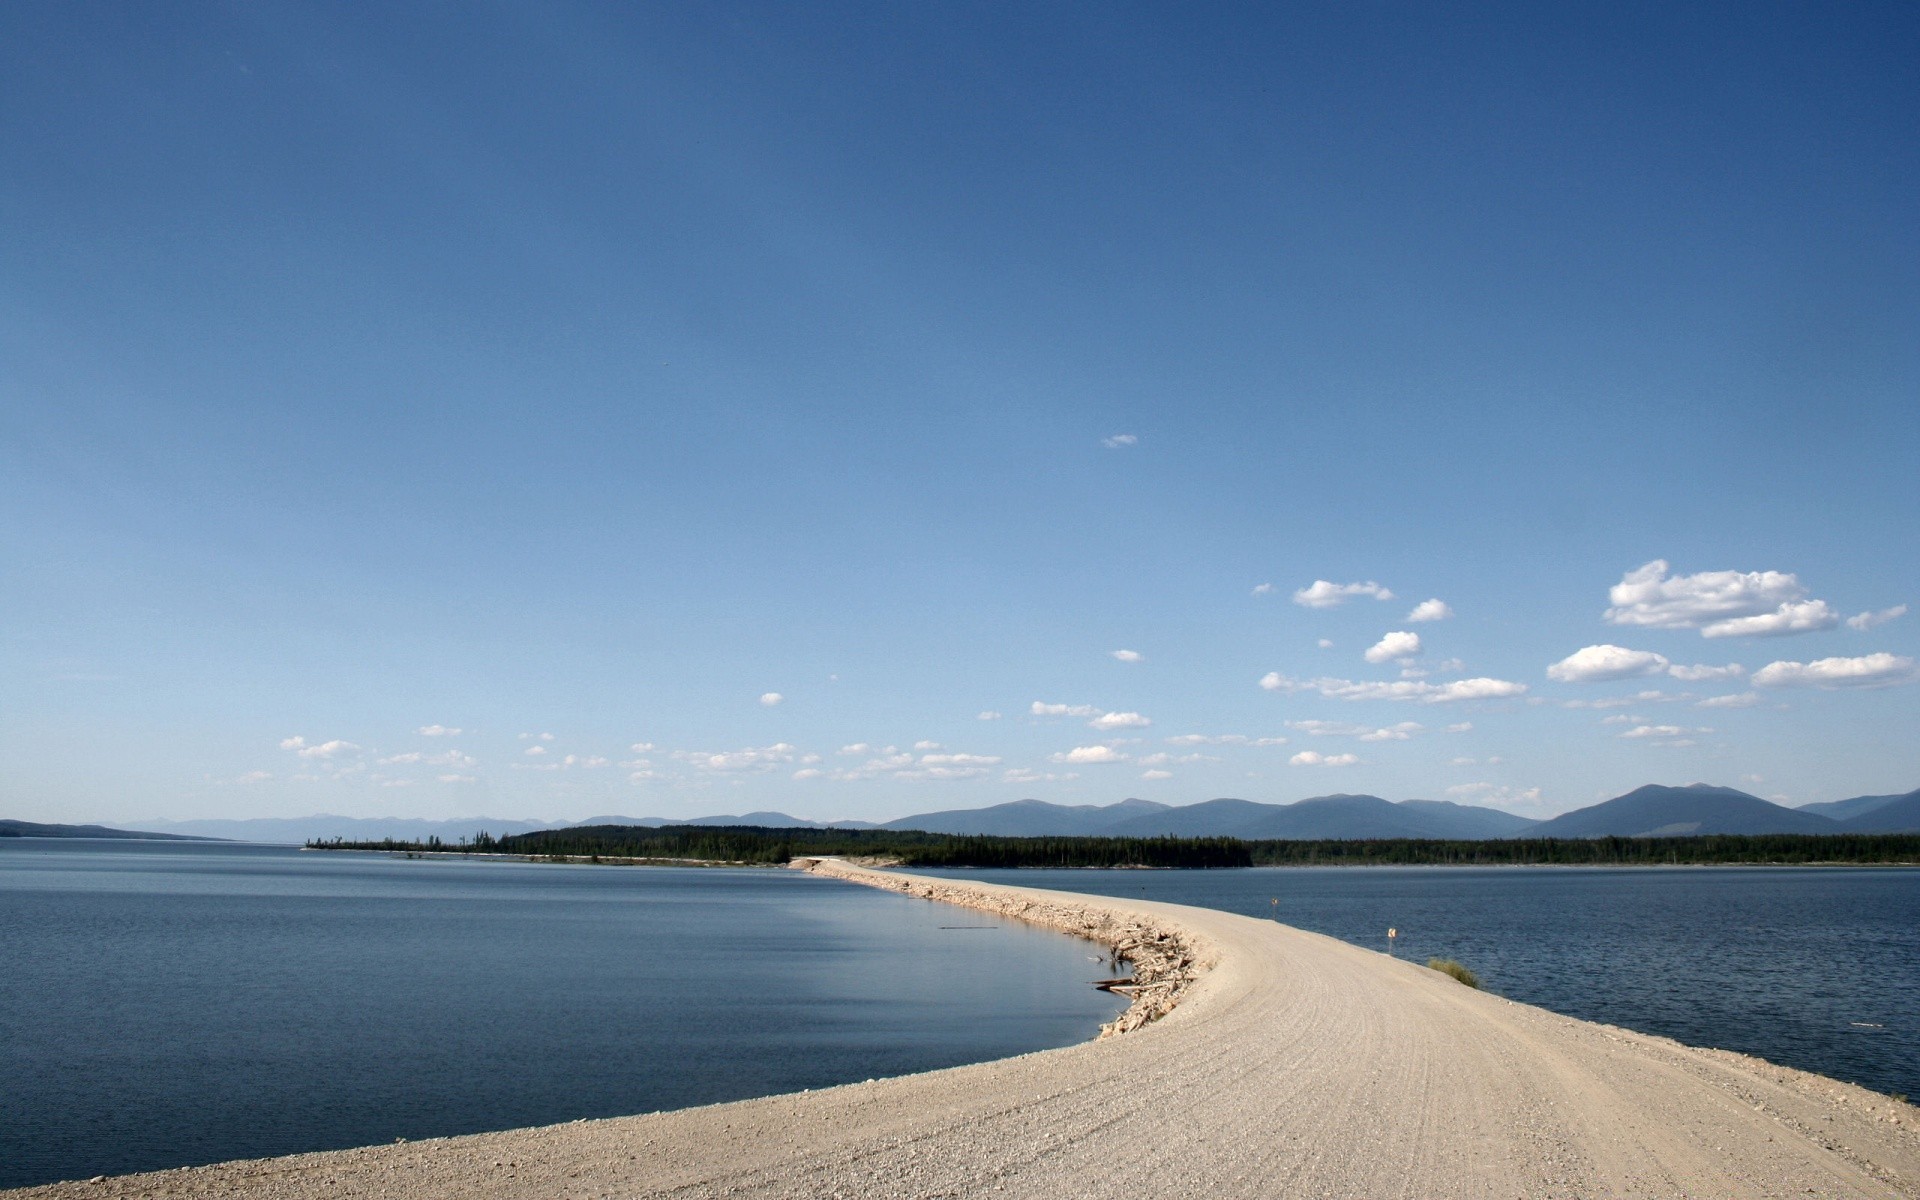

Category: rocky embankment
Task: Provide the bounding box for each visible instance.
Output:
[794,858,1214,1035]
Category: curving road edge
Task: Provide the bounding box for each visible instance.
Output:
[12,861,1918,1199]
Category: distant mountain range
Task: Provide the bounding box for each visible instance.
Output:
[0,818,213,841]
[80,784,1917,846]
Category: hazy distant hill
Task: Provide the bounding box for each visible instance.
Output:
[1834,789,1920,833]
[0,819,215,841]
[1099,794,1537,840]
[1522,784,1841,838]
[142,815,559,845]
[881,794,1533,840]
[882,798,1170,837]
[1799,791,1911,822]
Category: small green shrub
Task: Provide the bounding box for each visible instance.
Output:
[1427,958,1481,989]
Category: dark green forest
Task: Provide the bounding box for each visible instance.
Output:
[307,825,1920,868]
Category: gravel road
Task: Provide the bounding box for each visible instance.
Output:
[12,862,1917,1199]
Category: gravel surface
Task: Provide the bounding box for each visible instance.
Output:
[13,862,1917,1200]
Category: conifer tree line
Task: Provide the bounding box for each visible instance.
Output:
[307,825,1920,868]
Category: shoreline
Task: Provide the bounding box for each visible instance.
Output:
[11,862,1918,1198]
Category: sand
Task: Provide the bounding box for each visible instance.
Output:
[11,860,1918,1199]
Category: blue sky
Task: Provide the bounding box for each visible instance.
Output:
[4,2,1916,825]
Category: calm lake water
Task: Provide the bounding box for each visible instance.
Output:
[0,841,1124,1190]
[931,865,1920,1102]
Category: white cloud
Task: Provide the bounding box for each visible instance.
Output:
[1603,559,1839,638]
[1101,433,1138,448]
[1252,583,1276,597]
[1752,653,1919,690]
[437,774,477,784]
[1051,745,1126,765]
[839,743,873,756]
[919,753,1002,767]
[1701,599,1839,639]
[674,743,800,772]
[1274,675,1528,704]
[1003,768,1076,784]
[1141,769,1174,781]
[792,768,825,781]
[759,692,784,707]
[1848,605,1908,631]
[415,724,461,737]
[1088,711,1151,731]
[1288,720,1421,741]
[1446,722,1473,733]
[1697,692,1763,708]
[1032,701,1100,717]
[382,750,476,768]
[1406,599,1453,622]
[524,745,547,756]
[1317,638,1334,649]
[234,770,272,784]
[1667,662,1745,682]
[629,742,655,753]
[1293,579,1395,608]
[1546,644,1671,683]
[913,740,942,751]
[1444,783,1546,812]
[1166,733,1244,746]
[1364,631,1422,664]
[1110,649,1144,663]
[519,732,555,741]
[977,710,1003,721]
[281,737,360,760]
[1618,724,1711,744]
[1289,751,1359,767]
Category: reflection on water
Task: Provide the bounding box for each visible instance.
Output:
[0,840,1125,1189]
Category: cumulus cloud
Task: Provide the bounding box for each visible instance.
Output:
[1293,580,1395,608]
[1848,605,1908,631]
[977,710,1003,721]
[1289,751,1359,767]
[415,724,461,737]
[1141,769,1174,781]
[1166,733,1247,746]
[1406,599,1453,622]
[1051,745,1126,765]
[1547,644,1671,683]
[1252,583,1276,597]
[1752,653,1919,690]
[1110,649,1144,663]
[1288,720,1422,741]
[759,692,784,707]
[792,768,825,781]
[1266,674,1527,703]
[1444,783,1546,812]
[1618,724,1711,745]
[1701,599,1840,639]
[1446,722,1473,733]
[1603,560,1839,638]
[280,737,360,760]
[519,732,555,741]
[524,745,547,756]
[1088,711,1151,731]
[437,774,477,784]
[1667,662,1745,682]
[1697,692,1763,708]
[674,743,800,772]
[1364,631,1422,664]
[1101,433,1138,448]
[382,750,476,768]
[234,770,272,784]
[1317,638,1334,649]
[629,742,655,753]
[1031,701,1100,718]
